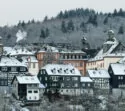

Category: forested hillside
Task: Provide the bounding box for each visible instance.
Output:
[1,8,125,49]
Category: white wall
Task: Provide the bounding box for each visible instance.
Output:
[28,62,39,75]
[27,89,40,101]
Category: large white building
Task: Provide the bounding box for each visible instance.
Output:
[86,30,125,71]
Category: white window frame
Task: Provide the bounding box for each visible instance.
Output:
[11,67,16,72]
[2,67,7,71]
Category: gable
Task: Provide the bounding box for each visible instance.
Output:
[111,43,125,53]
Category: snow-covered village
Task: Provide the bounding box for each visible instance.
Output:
[0,28,124,111]
[1,0,125,111]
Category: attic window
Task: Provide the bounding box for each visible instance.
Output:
[51,69,53,73]
[71,69,75,74]
[31,78,34,80]
[58,69,62,73]
[99,71,101,74]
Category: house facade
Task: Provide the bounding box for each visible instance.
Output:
[0,56,28,86]
[21,56,39,75]
[38,64,81,96]
[80,77,93,95]
[36,45,87,76]
[87,69,110,94]
[59,50,87,76]
[12,75,41,102]
[108,63,125,89]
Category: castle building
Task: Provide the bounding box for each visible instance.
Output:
[86,30,125,71]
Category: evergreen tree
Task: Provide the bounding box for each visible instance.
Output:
[113,9,118,16]
[7,34,11,39]
[44,16,48,22]
[103,16,108,25]
[87,14,98,26]
[57,11,63,18]
[93,15,98,26]
[17,20,22,27]
[118,8,124,16]
[118,25,124,34]
[40,29,46,38]
[31,19,35,23]
[67,20,74,31]
[80,22,87,32]
[21,21,26,27]
[61,21,67,33]
[45,28,49,37]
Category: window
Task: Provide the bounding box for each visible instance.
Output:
[118,76,123,80]
[52,76,55,80]
[34,90,38,93]
[28,84,32,87]
[28,90,32,93]
[80,62,83,66]
[88,83,90,87]
[33,63,35,68]
[42,70,46,74]
[20,67,26,71]
[45,77,47,81]
[74,83,78,87]
[82,83,85,87]
[72,77,78,81]
[2,67,7,71]
[66,77,70,81]
[11,67,16,72]
[33,84,37,87]
[61,83,64,88]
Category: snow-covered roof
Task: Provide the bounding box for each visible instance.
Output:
[16,76,40,84]
[39,84,45,88]
[110,63,125,75]
[119,57,125,63]
[89,39,121,61]
[41,64,81,76]
[21,56,38,63]
[21,56,38,67]
[0,56,26,67]
[3,47,34,56]
[88,69,110,78]
[39,45,59,53]
[80,77,93,82]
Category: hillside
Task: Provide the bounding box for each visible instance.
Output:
[0,8,125,49]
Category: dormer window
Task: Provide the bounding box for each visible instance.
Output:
[58,68,62,73]
[71,69,75,74]
[65,69,69,74]
[53,68,56,73]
